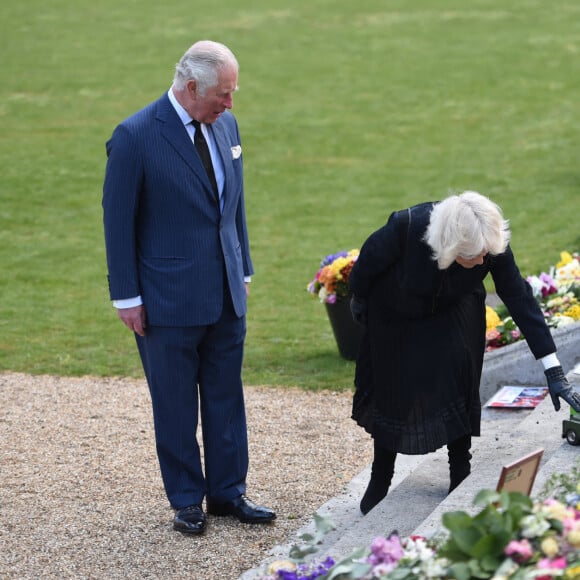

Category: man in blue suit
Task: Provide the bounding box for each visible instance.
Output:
[102,40,275,535]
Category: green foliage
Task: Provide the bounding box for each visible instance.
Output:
[288,512,337,561]
[325,552,370,580]
[539,457,580,503]
[439,490,534,578]
[570,283,580,301]
[1,0,580,388]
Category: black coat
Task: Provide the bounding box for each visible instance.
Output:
[349,202,555,454]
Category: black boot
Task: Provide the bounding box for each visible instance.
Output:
[448,434,472,493]
[360,441,396,515]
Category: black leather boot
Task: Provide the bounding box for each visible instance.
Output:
[448,434,472,493]
[360,441,396,515]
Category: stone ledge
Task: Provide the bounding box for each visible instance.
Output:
[480,320,580,403]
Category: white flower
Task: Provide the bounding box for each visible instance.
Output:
[421,557,450,577]
[555,258,580,286]
[527,275,544,298]
[551,315,576,328]
[520,513,551,538]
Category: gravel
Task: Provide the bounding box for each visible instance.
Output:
[1,372,372,579]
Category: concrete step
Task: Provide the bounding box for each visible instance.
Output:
[240,363,580,578]
[322,401,550,558]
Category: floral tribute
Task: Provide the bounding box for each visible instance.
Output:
[307,250,360,304]
[253,472,580,580]
[486,251,580,351]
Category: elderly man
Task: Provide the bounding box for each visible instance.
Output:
[103,40,275,535]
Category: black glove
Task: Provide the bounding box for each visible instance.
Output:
[350,295,367,327]
[544,366,580,412]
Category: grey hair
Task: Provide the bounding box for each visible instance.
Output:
[173,40,238,94]
[424,191,511,269]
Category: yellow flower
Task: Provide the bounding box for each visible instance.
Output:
[486,306,501,331]
[565,564,580,579]
[543,501,570,521]
[541,536,560,558]
[330,256,350,278]
[564,304,580,321]
[557,251,574,268]
[568,529,580,547]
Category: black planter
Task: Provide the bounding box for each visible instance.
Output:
[324,297,364,360]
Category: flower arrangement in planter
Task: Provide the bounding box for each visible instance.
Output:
[307,249,363,360]
[486,251,580,351]
[307,249,360,305]
[253,467,580,579]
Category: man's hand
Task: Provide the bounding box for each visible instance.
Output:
[350,295,367,327]
[545,366,580,412]
[117,305,146,337]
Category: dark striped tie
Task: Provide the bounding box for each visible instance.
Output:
[191,120,219,205]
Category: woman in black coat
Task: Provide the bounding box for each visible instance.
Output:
[349,191,580,515]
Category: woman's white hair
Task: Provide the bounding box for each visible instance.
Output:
[424,191,511,269]
[173,40,238,94]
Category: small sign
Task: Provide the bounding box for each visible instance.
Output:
[496,448,544,495]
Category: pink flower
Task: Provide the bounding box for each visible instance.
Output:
[536,556,567,579]
[368,534,405,566]
[505,539,533,562]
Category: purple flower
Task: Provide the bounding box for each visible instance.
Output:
[539,272,558,297]
[277,557,335,580]
[320,251,348,268]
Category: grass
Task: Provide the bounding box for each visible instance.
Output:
[1,0,579,390]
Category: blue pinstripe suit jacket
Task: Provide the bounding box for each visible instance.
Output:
[102,93,254,326]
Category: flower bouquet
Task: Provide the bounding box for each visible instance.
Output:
[307,249,360,305]
[527,251,580,327]
[307,249,363,360]
[486,251,580,351]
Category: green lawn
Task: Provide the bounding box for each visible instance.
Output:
[1,0,579,389]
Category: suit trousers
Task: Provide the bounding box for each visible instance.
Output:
[135,288,248,510]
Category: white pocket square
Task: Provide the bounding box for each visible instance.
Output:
[231,145,242,159]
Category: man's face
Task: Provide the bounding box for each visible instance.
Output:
[189,66,238,124]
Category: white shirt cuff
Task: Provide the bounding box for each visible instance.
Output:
[541,353,560,370]
[113,296,143,309]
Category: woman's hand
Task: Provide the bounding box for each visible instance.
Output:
[545,366,580,412]
[350,295,368,327]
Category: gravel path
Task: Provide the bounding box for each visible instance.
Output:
[1,372,372,579]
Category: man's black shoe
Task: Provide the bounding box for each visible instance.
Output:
[173,504,206,534]
[207,494,276,523]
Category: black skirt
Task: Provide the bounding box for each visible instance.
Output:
[352,277,486,455]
